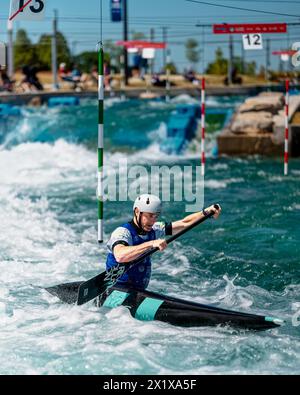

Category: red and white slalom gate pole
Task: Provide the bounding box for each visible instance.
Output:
[284,79,289,176]
[201,78,206,177]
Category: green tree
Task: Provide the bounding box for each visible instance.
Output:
[165,62,177,75]
[206,48,228,75]
[245,61,256,76]
[73,51,98,73]
[207,48,256,76]
[233,56,256,76]
[35,32,71,70]
[185,39,200,67]
[14,29,36,69]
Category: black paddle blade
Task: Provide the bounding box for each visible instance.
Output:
[45,281,84,304]
[77,265,127,305]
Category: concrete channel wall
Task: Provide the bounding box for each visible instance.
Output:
[1,84,300,105]
[217,93,300,157]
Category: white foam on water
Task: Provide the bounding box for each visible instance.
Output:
[0,141,108,292]
[217,275,254,309]
[147,122,168,141]
[0,123,299,374]
[205,179,228,189]
[0,139,95,190]
[269,175,284,183]
[0,208,298,375]
[206,96,243,108]
[1,107,61,148]
[170,94,199,104]
[211,163,229,171]
[204,177,244,190]
[148,100,170,109]
[104,96,127,108]
[291,169,300,176]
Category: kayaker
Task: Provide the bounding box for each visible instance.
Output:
[106,194,221,290]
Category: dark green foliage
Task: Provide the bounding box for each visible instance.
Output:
[36,32,71,70]
[14,29,71,71]
[206,47,257,76]
[185,39,200,66]
[14,29,36,69]
[206,48,228,75]
[165,62,177,75]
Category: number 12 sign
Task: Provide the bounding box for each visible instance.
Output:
[9,0,46,21]
[243,34,263,50]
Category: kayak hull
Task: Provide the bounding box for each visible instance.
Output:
[97,286,281,331]
[46,282,282,330]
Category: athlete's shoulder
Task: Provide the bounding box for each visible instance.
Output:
[111,226,131,241]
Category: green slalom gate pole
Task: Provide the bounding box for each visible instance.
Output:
[98,42,104,243]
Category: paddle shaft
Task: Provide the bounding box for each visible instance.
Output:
[127,205,219,266]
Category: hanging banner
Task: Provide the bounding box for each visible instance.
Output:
[213,23,287,35]
[243,34,263,50]
[9,0,46,21]
[272,50,297,56]
[117,41,166,49]
[0,42,6,68]
[111,0,122,22]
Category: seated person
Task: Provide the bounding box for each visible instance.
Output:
[91,65,98,84]
[20,65,43,92]
[60,64,83,90]
[104,61,112,91]
[224,67,243,85]
[184,68,200,85]
[58,62,68,79]
[151,73,167,87]
[0,69,15,92]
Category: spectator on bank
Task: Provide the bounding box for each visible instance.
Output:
[70,64,82,82]
[91,65,98,85]
[184,68,200,85]
[86,64,112,90]
[104,61,112,91]
[133,52,142,70]
[140,57,148,80]
[60,64,84,91]
[62,64,82,83]
[151,73,175,88]
[224,67,243,85]
[20,65,43,92]
[151,73,166,87]
[58,62,68,80]
[0,69,15,92]
[132,51,148,80]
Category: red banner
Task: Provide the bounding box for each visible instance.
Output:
[213,23,287,34]
[116,41,166,49]
[272,50,297,56]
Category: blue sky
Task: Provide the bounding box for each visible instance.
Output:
[2,0,300,72]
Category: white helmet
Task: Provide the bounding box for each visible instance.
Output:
[133,194,162,214]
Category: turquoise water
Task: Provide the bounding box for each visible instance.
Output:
[0,95,299,375]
